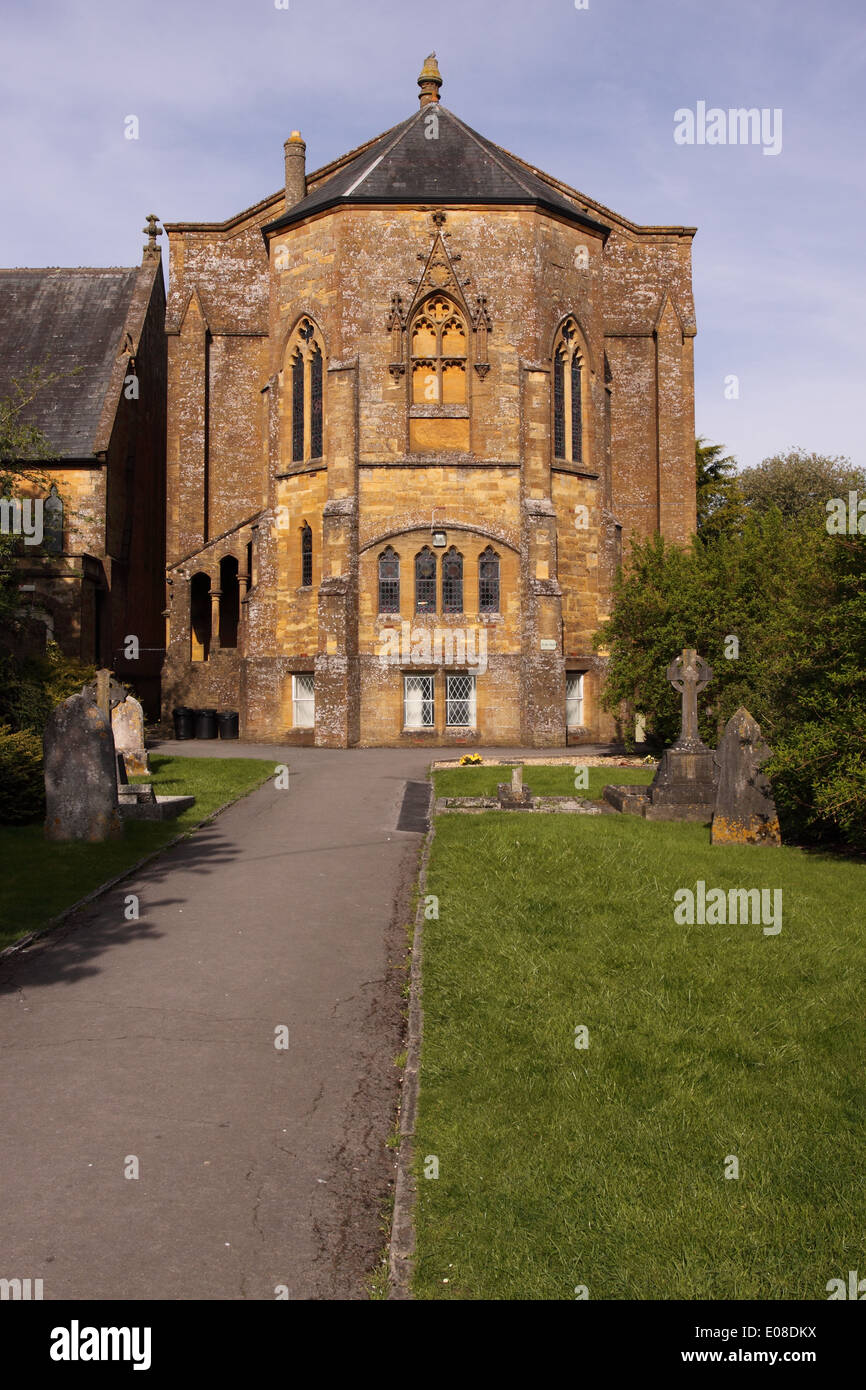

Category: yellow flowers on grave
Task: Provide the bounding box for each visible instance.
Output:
[459,753,483,765]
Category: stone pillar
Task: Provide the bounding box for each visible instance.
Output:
[315,360,360,747]
[520,365,565,746]
[209,588,222,651]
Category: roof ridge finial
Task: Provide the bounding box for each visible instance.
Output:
[418,52,442,107]
[142,214,162,261]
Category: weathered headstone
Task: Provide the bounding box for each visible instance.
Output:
[112,693,148,776]
[604,648,718,821]
[711,707,781,846]
[44,689,122,841]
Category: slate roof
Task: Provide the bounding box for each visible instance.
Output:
[262,105,610,238]
[0,267,141,459]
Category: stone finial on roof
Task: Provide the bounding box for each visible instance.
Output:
[418,52,442,107]
[142,214,162,261]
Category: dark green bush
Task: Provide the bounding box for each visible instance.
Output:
[0,723,44,824]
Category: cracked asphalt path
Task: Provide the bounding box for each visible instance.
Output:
[0,745,437,1300]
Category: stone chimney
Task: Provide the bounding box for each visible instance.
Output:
[283,131,306,209]
[418,53,442,107]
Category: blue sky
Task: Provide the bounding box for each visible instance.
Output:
[1,0,863,469]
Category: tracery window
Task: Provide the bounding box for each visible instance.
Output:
[286,317,324,464]
[378,547,400,614]
[478,547,500,613]
[553,318,585,463]
[410,295,467,405]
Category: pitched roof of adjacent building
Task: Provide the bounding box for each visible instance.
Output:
[0,263,155,459]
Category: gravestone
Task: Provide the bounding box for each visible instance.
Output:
[712,708,781,846]
[112,693,148,776]
[603,648,718,821]
[44,689,122,841]
[497,764,534,810]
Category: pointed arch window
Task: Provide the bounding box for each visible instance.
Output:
[415,547,437,614]
[441,547,463,614]
[411,295,467,405]
[553,318,585,463]
[301,523,313,587]
[478,546,500,613]
[285,317,324,464]
[378,547,400,614]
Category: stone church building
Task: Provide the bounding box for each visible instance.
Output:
[0,230,166,715]
[162,56,696,746]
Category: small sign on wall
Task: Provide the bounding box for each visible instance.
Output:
[540,639,558,651]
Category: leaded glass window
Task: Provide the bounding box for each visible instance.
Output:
[404,674,434,728]
[310,346,323,458]
[478,546,500,613]
[378,547,400,613]
[553,318,584,463]
[293,672,315,728]
[554,348,565,458]
[291,350,304,462]
[445,674,476,728]
[415,547,436,614]
[571,350,582,463]
[301,523,312,587]
[566,672,584,727]
[441,547,463,614]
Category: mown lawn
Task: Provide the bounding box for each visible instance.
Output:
[0,755,275,949]
[414,811,865,1300]
[433,763,654,800]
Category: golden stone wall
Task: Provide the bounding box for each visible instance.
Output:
[162,162,696,746]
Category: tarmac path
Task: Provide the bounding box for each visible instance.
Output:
[0,745,439,1300]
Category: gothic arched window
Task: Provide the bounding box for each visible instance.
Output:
[378,547,400,614]
[553,318,585,463]
[301,523,313,587]
[478,546,500,613]
[285,317,324,464]
[411,295,467,405]
[441,547,463,614]
[415,547,437,614]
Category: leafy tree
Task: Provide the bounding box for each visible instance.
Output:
[595,508,866,850]
[695,436,743,541]
[739,446,866,521]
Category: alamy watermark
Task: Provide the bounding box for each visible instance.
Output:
[826,492,866,535]
[674,102,782,156]
[0,497,43,545]
[378,622,488,674]
[673,880,782,935]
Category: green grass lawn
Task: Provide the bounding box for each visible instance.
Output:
[433,763,653,800]
[414,811,865,1300]
[0,755,275,949]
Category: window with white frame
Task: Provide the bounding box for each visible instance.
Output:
[566,672,584,727]
[404,674,434,729]
[445,673,476,728]
[292,673,315,728]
